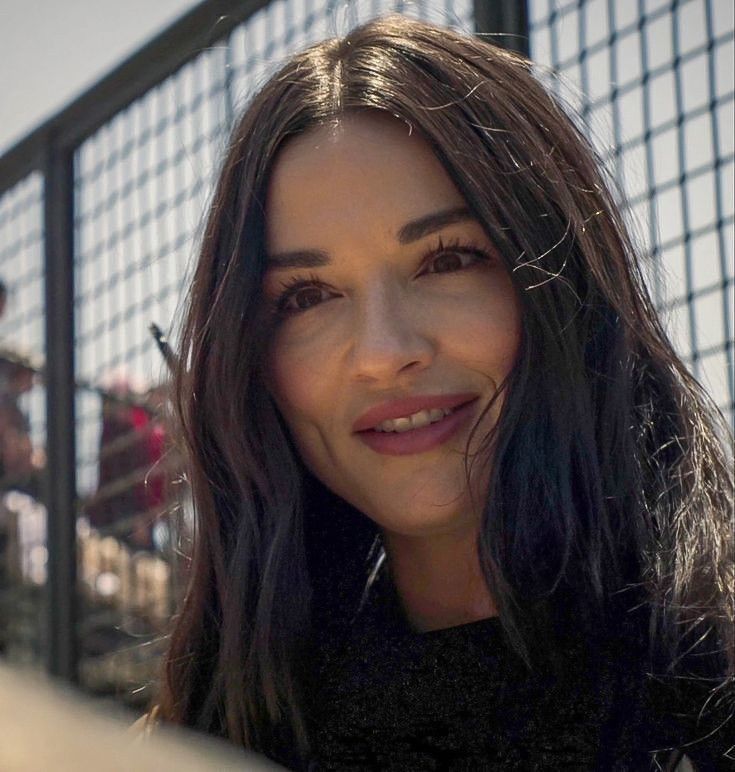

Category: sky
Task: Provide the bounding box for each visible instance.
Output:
[0,0,201,155]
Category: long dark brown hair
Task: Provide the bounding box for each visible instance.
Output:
[157,14,733,767]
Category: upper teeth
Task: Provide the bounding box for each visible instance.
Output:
[375,407,453,433]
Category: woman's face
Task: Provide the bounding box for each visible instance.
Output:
[264,113,521,539]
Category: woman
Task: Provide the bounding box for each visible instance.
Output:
[154,15,733,770]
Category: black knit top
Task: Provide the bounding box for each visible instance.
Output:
[299,558,733,771]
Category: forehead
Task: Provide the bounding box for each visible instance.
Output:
[265,113,467,252]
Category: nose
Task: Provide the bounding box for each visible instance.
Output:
[349,282,435,382]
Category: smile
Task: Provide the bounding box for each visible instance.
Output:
[355,397,478,456]
[374,407,453,433]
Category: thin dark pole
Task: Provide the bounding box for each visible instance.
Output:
[43,135,78,682]
[474,0,530,57]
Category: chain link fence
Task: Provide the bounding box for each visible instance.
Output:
[0,173,46,666]
[529,0,734,426]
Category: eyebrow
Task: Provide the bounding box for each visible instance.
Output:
[266,205,475,269]
[397,205,474,244]
[265,248,330,270]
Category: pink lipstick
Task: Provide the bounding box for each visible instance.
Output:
[353,394,478,456]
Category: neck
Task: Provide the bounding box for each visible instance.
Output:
[382,524,497,633]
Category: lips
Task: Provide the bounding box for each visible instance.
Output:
[352,393,477,433]
[353,394,479,456]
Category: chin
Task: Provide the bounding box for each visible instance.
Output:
[364,493,481,539]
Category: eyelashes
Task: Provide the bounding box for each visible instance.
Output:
[423,237,491,275]
[273,273,332,314]
[270,237,493,316]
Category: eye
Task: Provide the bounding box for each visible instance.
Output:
[275,278,334,314]
[422,241,490,275]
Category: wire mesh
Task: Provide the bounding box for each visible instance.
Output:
[225,0,475,107]
[0,172,47,668]
[529,0,735,427]
[73,42,232,707]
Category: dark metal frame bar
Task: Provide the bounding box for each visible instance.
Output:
[43,137,77,680]
[474,0,529,56]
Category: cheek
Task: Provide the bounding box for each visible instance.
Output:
[444,285,521,376]
[268,349,311,424]
[266,331,335,437]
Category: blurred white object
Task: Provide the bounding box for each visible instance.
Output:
[2,490,46,585]
[0,665,284,771]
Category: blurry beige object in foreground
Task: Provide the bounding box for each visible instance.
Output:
[0,665,284,771]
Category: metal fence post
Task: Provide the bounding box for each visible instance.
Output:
[43,135,78,682]
[474,0,530,56]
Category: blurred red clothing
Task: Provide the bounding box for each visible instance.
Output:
[87,397,166,548]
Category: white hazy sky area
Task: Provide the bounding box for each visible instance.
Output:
[0,0,732,495]
[0,0,202,154]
